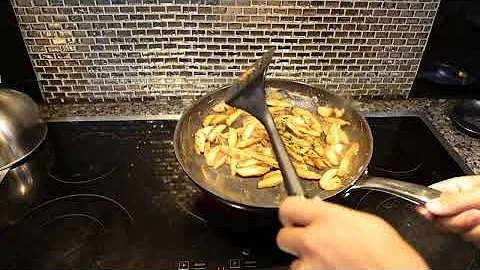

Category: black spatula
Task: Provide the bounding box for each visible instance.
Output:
[224,49,304,197]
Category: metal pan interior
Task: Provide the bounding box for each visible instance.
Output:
[174,79,373,209]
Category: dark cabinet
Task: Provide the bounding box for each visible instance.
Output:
[0,1,42,103]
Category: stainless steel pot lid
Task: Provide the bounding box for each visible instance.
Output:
[0,89,47,170]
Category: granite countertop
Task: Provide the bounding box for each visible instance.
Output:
[40,98,480,174]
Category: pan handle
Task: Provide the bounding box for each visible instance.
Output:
[350,176,441,205]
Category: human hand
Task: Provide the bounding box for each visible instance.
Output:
[276,197,428,269]
[417,175,480,247]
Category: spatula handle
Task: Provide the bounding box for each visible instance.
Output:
[262,111,305,197]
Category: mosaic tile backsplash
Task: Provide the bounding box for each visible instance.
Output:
[12,0,440,104]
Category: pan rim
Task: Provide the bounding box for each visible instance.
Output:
[173,79,373,210]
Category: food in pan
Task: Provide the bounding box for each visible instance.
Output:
[194,88,359,191]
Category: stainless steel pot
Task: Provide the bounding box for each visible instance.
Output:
[0,89,47,182]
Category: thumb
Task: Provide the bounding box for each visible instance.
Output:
[426,190,480,216]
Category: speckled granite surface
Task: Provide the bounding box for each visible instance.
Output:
[40,98,480,174]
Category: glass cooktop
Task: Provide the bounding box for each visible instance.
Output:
[0,115,476,270]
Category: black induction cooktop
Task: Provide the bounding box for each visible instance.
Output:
[0,115,476,270]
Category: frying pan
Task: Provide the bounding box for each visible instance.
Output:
[174,79,442,210]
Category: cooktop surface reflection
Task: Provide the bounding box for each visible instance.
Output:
[0,115,476,270]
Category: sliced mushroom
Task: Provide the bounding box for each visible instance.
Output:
[237,138,263,149]
[313,145,325,157]
[250,152,279,168]
[320,169,341,190]
[326,147,339,166]
[208,124,227,142]
[236,165,271,177]
[213,151,227,169]
[266,98,292,107]
[312,157,328,170]
[324,117,350,127]
[211,114,228,125]
[226,110,243,126]
[268,106,287,114]
[339,129,349,145]
[202,115,216,127]
[213,101,229,113]
[303,156,316,167]
[332,143,344,155]
[326,124,341,145]
[205,146,221,167]
[317,106,333,117]
[321,176,342,191]
[228,128,238,148]
[286,146,305,163]
[294,163,322,180]
[194,126,213,154]
[242,122,257,140]
[236,159,262,168]
[334,108,345,118]
[257,170,283,189]
[337,142,359,177]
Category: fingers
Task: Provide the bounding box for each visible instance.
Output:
[276,227,306,257]
[290,259,302,270]
[429,175,480,194]
[434,209,480,233]
[279,196,358,227]
[418,176,480,220]
[279,196,322,227]
[416,206,434,221]
[425,190,480,216]
[289,259,312,270]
